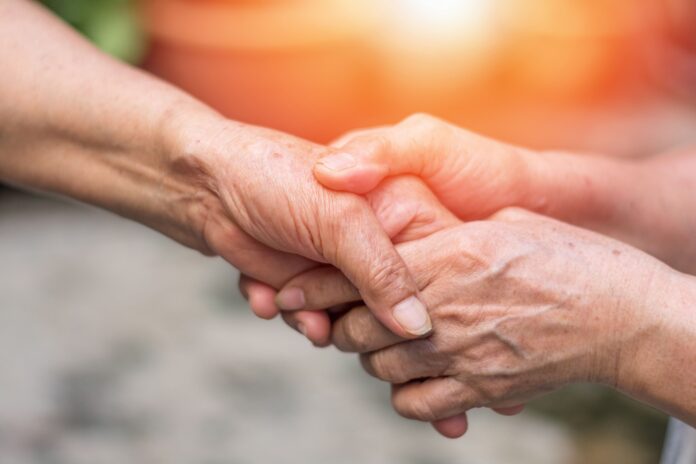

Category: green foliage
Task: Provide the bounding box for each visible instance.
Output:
[40,0,145,64]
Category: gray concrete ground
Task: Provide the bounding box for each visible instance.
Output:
[0,191,576,464]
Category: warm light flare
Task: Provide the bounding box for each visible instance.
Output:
[389,0,496,45]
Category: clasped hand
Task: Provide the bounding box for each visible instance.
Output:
[240,114,684,438]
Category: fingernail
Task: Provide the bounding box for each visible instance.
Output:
[393,296,432,336]
[275,287,305,310]
[318,153,356,171]
[297,323,308,337]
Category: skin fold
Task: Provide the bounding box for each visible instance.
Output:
[0,0,433,339]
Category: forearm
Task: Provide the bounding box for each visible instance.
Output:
[0,0,222,251]
[617,270,696,426]
[523,148,696,273]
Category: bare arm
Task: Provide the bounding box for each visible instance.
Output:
[0,0,431,337]
[0,0,214,249]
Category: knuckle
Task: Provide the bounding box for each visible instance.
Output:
[338,314,372,353]
[365,255,411,301]
[470,378,512,406]
[368,352,409,384]
[395,395,439,422]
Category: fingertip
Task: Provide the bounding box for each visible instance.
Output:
[432,414,469,439]
[392,296,432,338]
[313,161,386,194]
[247,284,280,320]
[282,310,332,346]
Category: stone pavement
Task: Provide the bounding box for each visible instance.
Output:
[0,192,576,464]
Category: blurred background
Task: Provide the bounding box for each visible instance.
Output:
[3,0,696,462]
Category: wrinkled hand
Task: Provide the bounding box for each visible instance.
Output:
[258,179,527,437]
[182,120,431,338]
[280,209,675,436]
[239,175,459,343]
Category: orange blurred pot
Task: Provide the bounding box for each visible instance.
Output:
[141,0,374,142]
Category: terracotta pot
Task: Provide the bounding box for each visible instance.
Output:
[140,0,374,142]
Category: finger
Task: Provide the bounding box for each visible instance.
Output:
[322,196,432,338]
[238,275,280,320]
[206,215,316,288]
[314,116,449,194]
[281,310,332,347]
[492,404,525,416]
[331,305,403,353]
[365,176,459,243]
[392,378,480,422]
[431,414,469,439]
[276,266,360,312]
[314,131,405,195]
[360,340,447,384]
[277,177,459,313]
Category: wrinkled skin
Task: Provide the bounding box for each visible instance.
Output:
[179,121,429,338]
[241,177,526,437]
[238,175,459,342]
[277,209,678,435]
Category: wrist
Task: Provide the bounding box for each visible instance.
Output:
[521,150,649,238]
[152,103,236,254]
[54,98,227,255]
[611,268,696,422]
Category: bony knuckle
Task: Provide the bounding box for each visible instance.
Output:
[340,315,371,353]
[403,396,439,422]
[366,258,410,298]
[367,351,410,384]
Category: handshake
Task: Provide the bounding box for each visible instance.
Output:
[161,113,695,437]
[4,0,696,443]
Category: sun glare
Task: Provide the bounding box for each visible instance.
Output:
[394,0,496,44]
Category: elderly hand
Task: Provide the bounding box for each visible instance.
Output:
[279,209,684,436]
[239,175,459,343]
[176,119,432,338]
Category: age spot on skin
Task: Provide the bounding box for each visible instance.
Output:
[612,249,622,256]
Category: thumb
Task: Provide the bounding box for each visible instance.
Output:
[314,130,427,195]
[331,205,432,338]
[283,195,432,339]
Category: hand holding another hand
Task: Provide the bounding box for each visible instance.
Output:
[278,209,679,437]
[176,118,431,338]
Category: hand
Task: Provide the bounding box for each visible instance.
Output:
[264,181,527,438]
[281,209,677,435]
[312,114,696,275]
[176,118,432,338]
[239,175,460,343]
[312,114,537,220]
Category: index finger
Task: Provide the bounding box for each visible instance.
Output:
[332,305,404,353]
